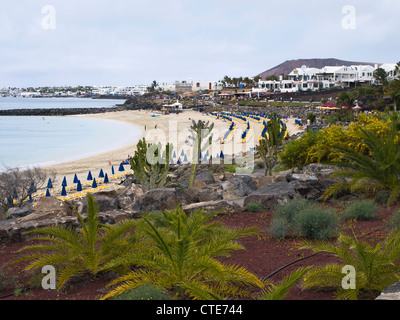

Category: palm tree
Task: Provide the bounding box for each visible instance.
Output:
[388,78,400,111]
[299,230,400,300]
[336,91,354,108]
[100,204,263,300]
[394,61,400,78]
[323,116,400,205]
[12,194,138,290]
[374,67,389,86]
[222,75,230,88]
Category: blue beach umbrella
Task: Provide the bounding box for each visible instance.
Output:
[76,180,82,192]
[183,154,188,163]
[118,163,125,172]
[28,194,33,203]
[103,173,109,184]
[92,179,98,188]
[177,158,181,165]
[173,151,176,158]
[62,176,67,187]
[111,165,115,175]
[61,186,67,196]
[87,171,93,180]
[220,151,224,159]
[28,181,36,194]
[73,174,79,184]
[47,178,53,189]
[46,189,51,197]
[180,150,185,157]
[99,169,104,178]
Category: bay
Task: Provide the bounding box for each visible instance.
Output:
[0,97,123,110]
[0,98,141,170]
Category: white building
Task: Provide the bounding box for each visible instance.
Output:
[380,63,399,81]
[192,80,224,92]
[20,91,42,97]
[254,62,394,94]
[92,85,148,96]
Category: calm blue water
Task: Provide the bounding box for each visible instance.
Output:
[0,97,123,110]
[0,98,141,170]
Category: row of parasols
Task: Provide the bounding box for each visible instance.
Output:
[37,162,133,200]
[171,149,226,165]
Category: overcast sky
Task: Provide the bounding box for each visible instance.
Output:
[0,0,399,88]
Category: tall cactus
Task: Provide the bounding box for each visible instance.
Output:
[130,138,173,190]
[188,120,214,188]
[257,113,286,176]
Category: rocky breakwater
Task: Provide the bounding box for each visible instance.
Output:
[0,106,126,116]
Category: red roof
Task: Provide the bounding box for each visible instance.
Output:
[321,103,337,108]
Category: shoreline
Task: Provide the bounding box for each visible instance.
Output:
[42,109,229,189]
[41,109,305,191]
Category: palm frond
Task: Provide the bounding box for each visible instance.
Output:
[301,264,343,290]
[259,267,311,300]
[101,269,161,300]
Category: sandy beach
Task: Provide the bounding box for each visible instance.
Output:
[43,109,304,191]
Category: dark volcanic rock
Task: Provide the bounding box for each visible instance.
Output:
[244,182,299,210]
[132,187,190,213]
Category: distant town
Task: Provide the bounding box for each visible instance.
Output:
[1,61,398,99]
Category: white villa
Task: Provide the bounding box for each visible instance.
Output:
[254,63,398,94]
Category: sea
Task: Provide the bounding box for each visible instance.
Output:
[0,97,142,170]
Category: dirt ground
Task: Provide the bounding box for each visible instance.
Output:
[0,203,398,301]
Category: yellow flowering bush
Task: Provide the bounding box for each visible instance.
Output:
[346,114,392,154]
[280,114,396,169]
[307,125,349,164]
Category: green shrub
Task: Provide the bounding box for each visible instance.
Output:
[269,216,291,240]
[255,160,265,169]
[386,210,400,233]
[246,202,263,212]
[269,199,338,240]
[112,285,171,300]
[279,130,320,169]
[342,199,378,221]
[375,190,390,205]
[0,267,11,292]
[269,199,312,239]
[274,198,311,222]
[292,206,338,240]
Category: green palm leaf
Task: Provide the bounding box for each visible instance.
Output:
[11,193,139,291]
[101,205,264,300]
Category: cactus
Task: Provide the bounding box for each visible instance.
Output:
[257,113,286,176]
[130,138,173,190]
[188,120,214,188]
